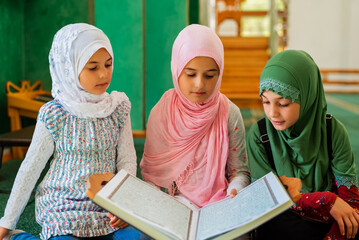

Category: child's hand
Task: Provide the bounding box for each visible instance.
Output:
[228,189,237,198]
[330,197,359,239]
[0,226,9,240]
[108,213,128,229]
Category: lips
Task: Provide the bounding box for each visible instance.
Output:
[96,83,109,87]
[272,120,284,125]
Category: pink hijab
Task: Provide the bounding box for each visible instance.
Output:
[140,24,229,207]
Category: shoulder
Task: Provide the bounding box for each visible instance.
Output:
[227,99,242,121]
[330,115,347,132]
[330,115,351,145]
[38,100,64,121]
[115,99,131,115]
[111,100,131,128]
[148,89,175,117]
[247,119,262,143]
[228,100,240,114]
[39,99,58,111]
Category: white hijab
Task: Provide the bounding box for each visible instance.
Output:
[49,23,129,118]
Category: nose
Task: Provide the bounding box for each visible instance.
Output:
[269,105,279,118]
[194,75,205,89]
[99,67,109,79]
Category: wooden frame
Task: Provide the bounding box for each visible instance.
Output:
[320,69,359,93]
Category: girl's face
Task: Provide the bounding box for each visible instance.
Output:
[79,48,113,95]
[178,57,219,103]
[261,90,300,131]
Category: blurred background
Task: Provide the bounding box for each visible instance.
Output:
[1,0,358,133]
[0,0,359,235]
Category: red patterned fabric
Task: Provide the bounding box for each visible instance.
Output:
[291,183,359,239]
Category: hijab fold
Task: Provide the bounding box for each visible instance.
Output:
[49,23,129,119]
[140,24,229,207]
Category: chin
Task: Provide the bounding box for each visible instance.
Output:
[273,125,289,131]
[89,90,106,95]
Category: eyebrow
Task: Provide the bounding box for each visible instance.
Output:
[87,57,112,64]
[184,67,218,72]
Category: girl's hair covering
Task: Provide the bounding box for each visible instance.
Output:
[49,23,129,118]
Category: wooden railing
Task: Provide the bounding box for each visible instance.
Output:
[220,37,269,109]
[320,69,359,93]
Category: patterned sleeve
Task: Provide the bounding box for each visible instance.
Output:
[293,188,358,240]
[0,120,54,230]
[225,102,251,195]
[116,116,137,176]
[324,183,359,240]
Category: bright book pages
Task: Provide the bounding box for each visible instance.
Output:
[88,170,294,240]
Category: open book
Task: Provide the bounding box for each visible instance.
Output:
[86,170,295,240]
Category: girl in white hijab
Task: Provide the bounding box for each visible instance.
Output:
[0,23,149,240]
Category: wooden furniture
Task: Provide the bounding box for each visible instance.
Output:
[86,172,115,199]
[6,80,52,132]
[6,80,52,158]
[0,125,34,168]
[280,175,302,202]
[220,37,269,108]
[215,0,289,109]
[216,0,288,45]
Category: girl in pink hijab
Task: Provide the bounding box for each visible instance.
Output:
[140,24,250,208]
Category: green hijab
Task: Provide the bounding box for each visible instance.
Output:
[248,50,356,192]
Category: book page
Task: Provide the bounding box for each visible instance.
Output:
[196,175,286,240]
[108,175,192,240]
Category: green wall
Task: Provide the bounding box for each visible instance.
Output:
[24,0,90,91]
[189,0,199,24]
[0,0,25,133]
[95,0,144,130]
[145,1,187,120]
[95,0,188,129]
[0,0,89,134]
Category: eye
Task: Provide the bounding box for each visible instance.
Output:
[89,66,97,71]
[105,60,113,68]
[262,100,269,105]
[205,74,215,79]
[278,100,292,107]
[279,103,289,107]
[186,73,195,77]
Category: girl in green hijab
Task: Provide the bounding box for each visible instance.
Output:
[247,50,359,240]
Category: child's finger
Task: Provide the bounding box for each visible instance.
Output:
[349,214,359,239]
[344,217,353,238]
[229,189,237,198]
[118,221,128,229]
[337,218,345,236]
[110,216,128,229]
[113,218,128,228]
